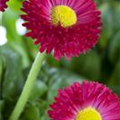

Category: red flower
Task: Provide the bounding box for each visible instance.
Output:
[48,81,120,120]
[0,0,8,11]
[21,0,101,60]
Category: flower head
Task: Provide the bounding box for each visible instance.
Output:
[0,0,8,11]
[21,0,101,60]
[48,81,120,120]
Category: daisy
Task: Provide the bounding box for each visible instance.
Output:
[48,81,120,120]
[0,0,8,11]
[21,0,101,60]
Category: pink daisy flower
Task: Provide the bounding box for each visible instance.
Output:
[21,0,101,60]
[0,0,8,11]
[48,81,120,120]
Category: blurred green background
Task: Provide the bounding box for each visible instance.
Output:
[0,0,120,120]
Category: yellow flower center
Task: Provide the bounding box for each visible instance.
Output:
[75,107,102,120]
[51,5,77,28]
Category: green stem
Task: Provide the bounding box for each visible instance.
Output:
[8,52,46,120]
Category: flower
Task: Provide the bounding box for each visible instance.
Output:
[0,0,8,11]
[21,0,101,60]
[48,81,120,120]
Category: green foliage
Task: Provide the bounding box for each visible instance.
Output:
[0,44,82,119]
[0,0,120,120]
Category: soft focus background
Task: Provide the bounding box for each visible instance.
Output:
[0,0,120,120]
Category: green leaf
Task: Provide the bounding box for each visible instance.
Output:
[0,100,5,120]
[99,2,120,49]
[29,81,48,101]
[69,51,101,80]
[0,100,5,114]
[109,60,120,85]
[47,67,83,100]
[0,57,4,84]
[0,44,24,100]
[22,103,40,120]
[7,0,22,12]
[2,9,31,68]
[109,31,120,65]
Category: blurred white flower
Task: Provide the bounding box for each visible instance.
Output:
[16,18,26,35]
[0,26,7,46]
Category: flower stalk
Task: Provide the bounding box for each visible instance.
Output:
[8,52,46,120]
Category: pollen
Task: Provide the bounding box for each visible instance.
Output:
[51,5,77,28]
[75,107,102,120]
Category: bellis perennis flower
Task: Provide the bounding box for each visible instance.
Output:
[0,0,8,11]
[48,81,120,120]
[21,0,101,60]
